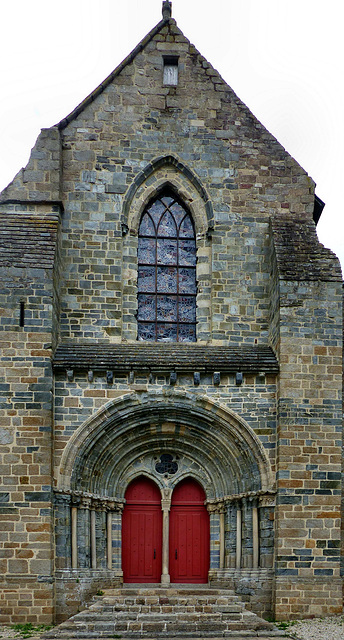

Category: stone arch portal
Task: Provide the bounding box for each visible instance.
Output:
[55,392,274,581]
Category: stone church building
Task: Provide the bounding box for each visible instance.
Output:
[0,1,342,629]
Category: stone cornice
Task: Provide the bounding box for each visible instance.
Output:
[53,488,124,511]
[205,490,276,510]
[53,343,279,374]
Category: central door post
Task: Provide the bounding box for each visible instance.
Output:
[161,488,172,584]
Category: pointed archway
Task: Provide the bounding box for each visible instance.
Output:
[169,478,209,583]
[122,476,162,583]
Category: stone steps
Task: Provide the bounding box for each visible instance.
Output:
[44,586,282,638]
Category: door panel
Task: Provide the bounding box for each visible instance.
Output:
[170,478,209,583]
[122,477,162,583]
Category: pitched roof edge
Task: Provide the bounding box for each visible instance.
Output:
[56,12,313,180]
[57,17,172,130]
[188,47,314,176]
[270,214,342,282]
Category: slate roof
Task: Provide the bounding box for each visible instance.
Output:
[0,213,59,268]
[53,343,279,374]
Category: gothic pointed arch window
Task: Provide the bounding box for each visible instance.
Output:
[137,193,197,342]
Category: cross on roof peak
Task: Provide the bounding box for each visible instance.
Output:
[162,0,172,20]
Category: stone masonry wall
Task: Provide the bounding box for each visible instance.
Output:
[57,18,315,344]
[0,205,60,624]
[0,127,61,204]
[270,217,343,619]
[0,10,342,627]
[53,372,277,480]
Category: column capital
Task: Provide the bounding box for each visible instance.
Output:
[161,488,172,511]
[206,498,226,514]
[259,494,276,508]
[207,503,221,514]
[79,496,92,509]
[54,491,72,506]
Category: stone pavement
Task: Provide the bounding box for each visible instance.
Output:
[1,631,287,640]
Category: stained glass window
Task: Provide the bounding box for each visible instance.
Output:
[138,194,197,342]
[155,454,178,475]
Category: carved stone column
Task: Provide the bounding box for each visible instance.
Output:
[225,499,237,568]
[106,509,112,570]
[252,498,259,569]
[219,505,226,569]
[94,499,107,570]
[90,509,97,569]
[241,497,253,568]
[236,500,242,571]
[78,496,91,568]
[161,488,172,584]
[71,495,80,570]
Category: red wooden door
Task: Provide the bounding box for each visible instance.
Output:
[122,477,162,583]
[169,478,209,583]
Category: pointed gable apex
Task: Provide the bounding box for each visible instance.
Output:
[57,14,176,129]
[55,13,275,154]
[1,5,319,221]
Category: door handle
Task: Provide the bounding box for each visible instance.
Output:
[175,549,177,559]
[154,549,156,559]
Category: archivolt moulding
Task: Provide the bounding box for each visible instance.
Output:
[122,155,213,236]
[56,391,274,501]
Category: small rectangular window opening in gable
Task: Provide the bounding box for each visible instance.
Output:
[163,56,179,86]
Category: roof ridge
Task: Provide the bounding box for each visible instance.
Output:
[57,16,178,130]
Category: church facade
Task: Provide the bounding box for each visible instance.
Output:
[0,2,342,625]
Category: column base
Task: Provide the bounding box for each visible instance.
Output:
[161,574,171,585]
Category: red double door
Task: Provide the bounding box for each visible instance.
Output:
[122,477,209,583]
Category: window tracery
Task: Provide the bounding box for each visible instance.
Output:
[137,194,197,342]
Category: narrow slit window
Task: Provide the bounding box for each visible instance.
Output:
[19,302,25,327]
[163,56,179,86]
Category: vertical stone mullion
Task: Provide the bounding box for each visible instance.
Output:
[225,500,237,569]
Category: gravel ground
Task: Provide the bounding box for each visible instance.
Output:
[0,627,45,640]
[0,616,343,639]
[287,615,344,640]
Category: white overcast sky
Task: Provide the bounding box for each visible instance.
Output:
[0,0,343,270]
